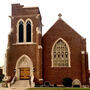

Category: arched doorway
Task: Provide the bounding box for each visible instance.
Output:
[15,54,34,81]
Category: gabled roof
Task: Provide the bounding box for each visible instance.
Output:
[43,17,84,39]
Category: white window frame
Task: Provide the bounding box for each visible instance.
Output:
[51,38,71,67]
[16,18,33,44]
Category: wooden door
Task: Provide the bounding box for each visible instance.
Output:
[20,68,30,80]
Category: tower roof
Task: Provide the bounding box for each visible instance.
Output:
[12,4,40,16]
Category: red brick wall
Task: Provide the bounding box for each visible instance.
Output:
[6,4,89,85]
[42,19,88,85]
[6,4,42,84]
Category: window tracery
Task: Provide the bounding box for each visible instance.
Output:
[52,38,70,67]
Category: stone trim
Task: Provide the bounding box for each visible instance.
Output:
[81,51,85,54]
[12,42,36,45]
[39,79,43,81]
[10,14,40,18]
[36,27,41,34]
[15,54,34,82]
[38,45,42,49]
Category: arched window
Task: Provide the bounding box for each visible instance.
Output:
[26,21,31,42]
[52,38,70,67]
[19,21,24,42]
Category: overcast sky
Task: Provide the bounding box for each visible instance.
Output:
[0,0,90,69]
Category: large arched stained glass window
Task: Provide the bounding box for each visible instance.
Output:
[19,21,24,42]
[26,21,31,42]
[52,38,70,67]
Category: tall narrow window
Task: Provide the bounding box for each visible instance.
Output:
[26,21,31,42]
[19,21,23,42]
[52,38,70,67]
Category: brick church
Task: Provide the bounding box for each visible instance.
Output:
[5,4,89,86]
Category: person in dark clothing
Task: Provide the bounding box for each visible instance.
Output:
[29,76,31,86]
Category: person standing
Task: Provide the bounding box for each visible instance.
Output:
[29,76,31,87]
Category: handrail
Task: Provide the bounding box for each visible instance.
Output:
[10,76,16,85]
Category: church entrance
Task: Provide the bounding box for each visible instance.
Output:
[15,55,34,81]
[15,55,35,87]
[20,68,30,80]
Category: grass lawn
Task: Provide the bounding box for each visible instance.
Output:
[26,88,90,90]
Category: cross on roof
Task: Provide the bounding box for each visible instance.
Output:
[58,13,62,18]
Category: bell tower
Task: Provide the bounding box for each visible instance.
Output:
[6,4,43,86]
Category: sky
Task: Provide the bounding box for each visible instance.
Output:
[0,0,90,69]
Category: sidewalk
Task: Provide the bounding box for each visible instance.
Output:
[0,80,30,90]
[0,87,28,90]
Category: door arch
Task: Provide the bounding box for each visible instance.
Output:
[15,54,34,81]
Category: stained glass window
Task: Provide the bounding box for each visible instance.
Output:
[19,21,23,42]
[26,21,31,42]
[52,39,70,67]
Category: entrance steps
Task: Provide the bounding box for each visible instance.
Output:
[11,80,30,88]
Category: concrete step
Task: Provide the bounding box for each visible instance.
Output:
[11,80,30,88]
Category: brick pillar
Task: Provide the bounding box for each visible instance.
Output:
[81,51,87,85]
[38,47,43,84]
[85,53,89,85]
[36,27,43,84]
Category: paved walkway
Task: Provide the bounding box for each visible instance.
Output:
[0,87,28,90]
[11,80,30,88]
[0,80,30,90]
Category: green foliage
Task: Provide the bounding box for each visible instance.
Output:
[0,74,4,82]
[62,78,73,87]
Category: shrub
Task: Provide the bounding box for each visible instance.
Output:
[62,77,72,87]
[0,74,4,82]
[35,84,40,87]
[54,84,57,87]
[44,82,50,87]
